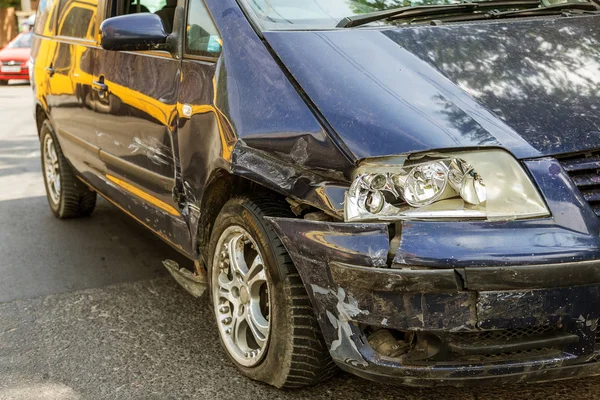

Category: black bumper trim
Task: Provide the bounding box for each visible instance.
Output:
[331,261,461,292]
[464,259,600,290]
[359,259,600,292]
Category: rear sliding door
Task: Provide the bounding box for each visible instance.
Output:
[45,0,101,174]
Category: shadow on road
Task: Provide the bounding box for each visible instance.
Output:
[0,194,190,302]
[0,138,41,178]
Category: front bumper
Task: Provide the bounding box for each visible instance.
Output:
[0,69,29,81]
[268,158,600,386]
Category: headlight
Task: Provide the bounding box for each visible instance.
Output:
[345,149,549,222]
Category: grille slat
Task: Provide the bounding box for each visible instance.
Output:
[572,173,600,187]
[583,189,600,203]
[562,157,600,172]
[559,151,600,218]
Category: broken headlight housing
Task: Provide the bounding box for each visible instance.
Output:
[345,149,549,222]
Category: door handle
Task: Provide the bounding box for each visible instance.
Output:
[92,78,108,98]
[92,80,108,92]
[45,66,54,76]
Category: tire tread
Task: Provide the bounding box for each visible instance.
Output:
[41,120,96,219]
[237,194,338,388]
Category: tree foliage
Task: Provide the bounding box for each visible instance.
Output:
[350,0,406,13]
[349,0,457,13]
[0,0,20,9]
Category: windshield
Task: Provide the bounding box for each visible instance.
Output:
[239,0,591,29]
[8,33,33,49]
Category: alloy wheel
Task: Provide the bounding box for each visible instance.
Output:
[43,135,61,205]
[212,226,271,367]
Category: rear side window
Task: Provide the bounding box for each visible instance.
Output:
[34,0,58,35]
[126,0,167,14]
[109,0,174,33]
[57,0,97,40]
[185,0,221,58]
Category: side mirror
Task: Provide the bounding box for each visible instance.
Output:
[100,13,169,52]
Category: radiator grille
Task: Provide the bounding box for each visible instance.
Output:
[559,151,600,217]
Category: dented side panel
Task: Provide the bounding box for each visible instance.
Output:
[93,51,179,198]
[172,0,356,254]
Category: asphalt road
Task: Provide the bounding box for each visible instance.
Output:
[1,83,599,400]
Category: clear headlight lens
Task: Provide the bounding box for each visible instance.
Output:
[345,149,549,222]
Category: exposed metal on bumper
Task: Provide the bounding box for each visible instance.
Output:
[267,217,600,386]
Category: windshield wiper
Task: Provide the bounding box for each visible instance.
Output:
[337,0,587,28]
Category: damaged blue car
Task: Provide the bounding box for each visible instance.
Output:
[32,0,600,388]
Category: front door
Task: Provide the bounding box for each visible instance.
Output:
[91,0,189,250]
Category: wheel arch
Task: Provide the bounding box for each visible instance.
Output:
[195,170,290,265]
[35,102,49,137]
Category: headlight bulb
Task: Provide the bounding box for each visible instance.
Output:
[368,173,387,191]
[365,190,385,214]
[403,162,448,207]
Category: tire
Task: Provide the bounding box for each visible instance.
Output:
[0,80,8,86]
[208,195,337,388]
[40,120,97,218]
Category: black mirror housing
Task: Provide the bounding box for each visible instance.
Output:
[100,13,168,52]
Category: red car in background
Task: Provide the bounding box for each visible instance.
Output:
[0,32,32,85]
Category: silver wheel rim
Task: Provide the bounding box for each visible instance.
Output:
[43,135,61,205]
[212,226,271,367]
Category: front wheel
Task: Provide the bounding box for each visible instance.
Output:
[208,195,337,388]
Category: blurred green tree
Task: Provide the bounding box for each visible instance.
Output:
[350,0,406,13]
[349,0,455,13]
[0,0,20,8]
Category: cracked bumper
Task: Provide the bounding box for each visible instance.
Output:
[268,216,600,386]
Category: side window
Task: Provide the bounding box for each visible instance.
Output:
[110,0,174,33]
[185,0,221,58]
[57,0,98,40]
[34,0,58,35]
[125,0,167,14]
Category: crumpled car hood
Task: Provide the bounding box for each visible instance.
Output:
[264,15,600,160]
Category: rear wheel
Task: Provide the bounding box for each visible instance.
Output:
[0,80,8,86]
[208,195,337,388]
[40,120,97,218]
